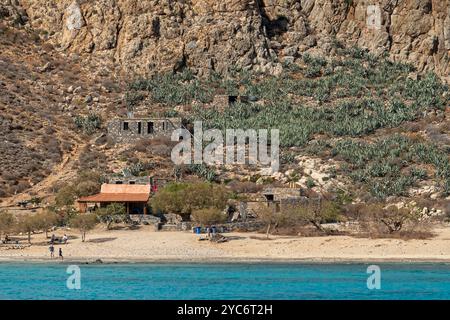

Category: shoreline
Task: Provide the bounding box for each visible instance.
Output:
[1,256,450,265]
[1,226,450,265]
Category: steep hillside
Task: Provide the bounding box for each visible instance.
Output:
[0,8,123,201]
[124,46,449,202]
[7,0,450,81]
[0,0,449,207]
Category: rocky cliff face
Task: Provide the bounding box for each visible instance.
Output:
[2,0,449,80]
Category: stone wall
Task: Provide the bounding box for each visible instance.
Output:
[159,221,265,233]
[262,187,304,201]
[108,175,152,185]
[212,95,231,110]
[107,117,181,143]
[212,95,251,110]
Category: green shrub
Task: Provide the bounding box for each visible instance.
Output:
[96,203,127,230]
[306,178,316,189]
[70,213,98,242]
[191,207,227,226]
[74,113,102,135]
[187,164,217,182]
[331,135,450,199]
[150,182,231,219]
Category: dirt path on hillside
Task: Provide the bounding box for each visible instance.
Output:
[1,145,80,207]
[0,133,96,207]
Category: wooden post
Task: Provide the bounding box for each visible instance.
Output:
[143,205,148,215]
[78,202,87,213]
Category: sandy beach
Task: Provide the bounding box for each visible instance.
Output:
[1,225,450,263]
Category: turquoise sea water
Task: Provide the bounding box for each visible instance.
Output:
[0,263,449,300]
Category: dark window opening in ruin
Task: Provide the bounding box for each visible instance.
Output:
[115,181,123,184]
[147,122,154,134]
[162,121,166,131]
[228,96,238,104]
[138,122,142,134]
[265,194,274,202]
[129,181,136,185]
[123,122,129,131]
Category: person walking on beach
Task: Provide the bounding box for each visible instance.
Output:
[59,248,63,261]
[49,244,54,259]
[50,234,55,244]
[62,234,68,244]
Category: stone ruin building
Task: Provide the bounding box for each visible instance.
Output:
[262,187,307,212]
[108,175,170,190]
[108,175,152,185]
[262,187,304,202]
[107,117,182,143]
[212,95,258,110]
[234,186,307,221]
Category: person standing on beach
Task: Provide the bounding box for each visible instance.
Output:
[49,244,54,259]
[59,248,63,261]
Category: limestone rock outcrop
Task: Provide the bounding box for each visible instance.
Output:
[2,0,448,80]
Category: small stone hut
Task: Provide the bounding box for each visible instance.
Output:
[212,95,253,110]
[262,187,306,212]
[107,117,182,143]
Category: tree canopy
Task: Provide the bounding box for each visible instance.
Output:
[151,182,231,219]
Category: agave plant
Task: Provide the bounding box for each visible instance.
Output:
[74,113,101,135]
[187,164,217,182]
[124,47,448,199]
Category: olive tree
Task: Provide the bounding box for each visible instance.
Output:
[258,206,289,239]
[191,208,227,226]
[284,198,341,233]
[96,203,127,230]
[55,185,77,207]
[33,210,58,238]
[0,211,16,241]
[360,204,420,234]
[70,214,98,242]
[151,182,230,220]
[17,214,40,244]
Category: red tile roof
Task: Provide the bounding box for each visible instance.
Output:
[77,184,151,203]
[78,193,150,203]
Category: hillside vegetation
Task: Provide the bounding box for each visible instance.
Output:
[126,44,449,201]
[0,16,121,200]
[0,7,448,207]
